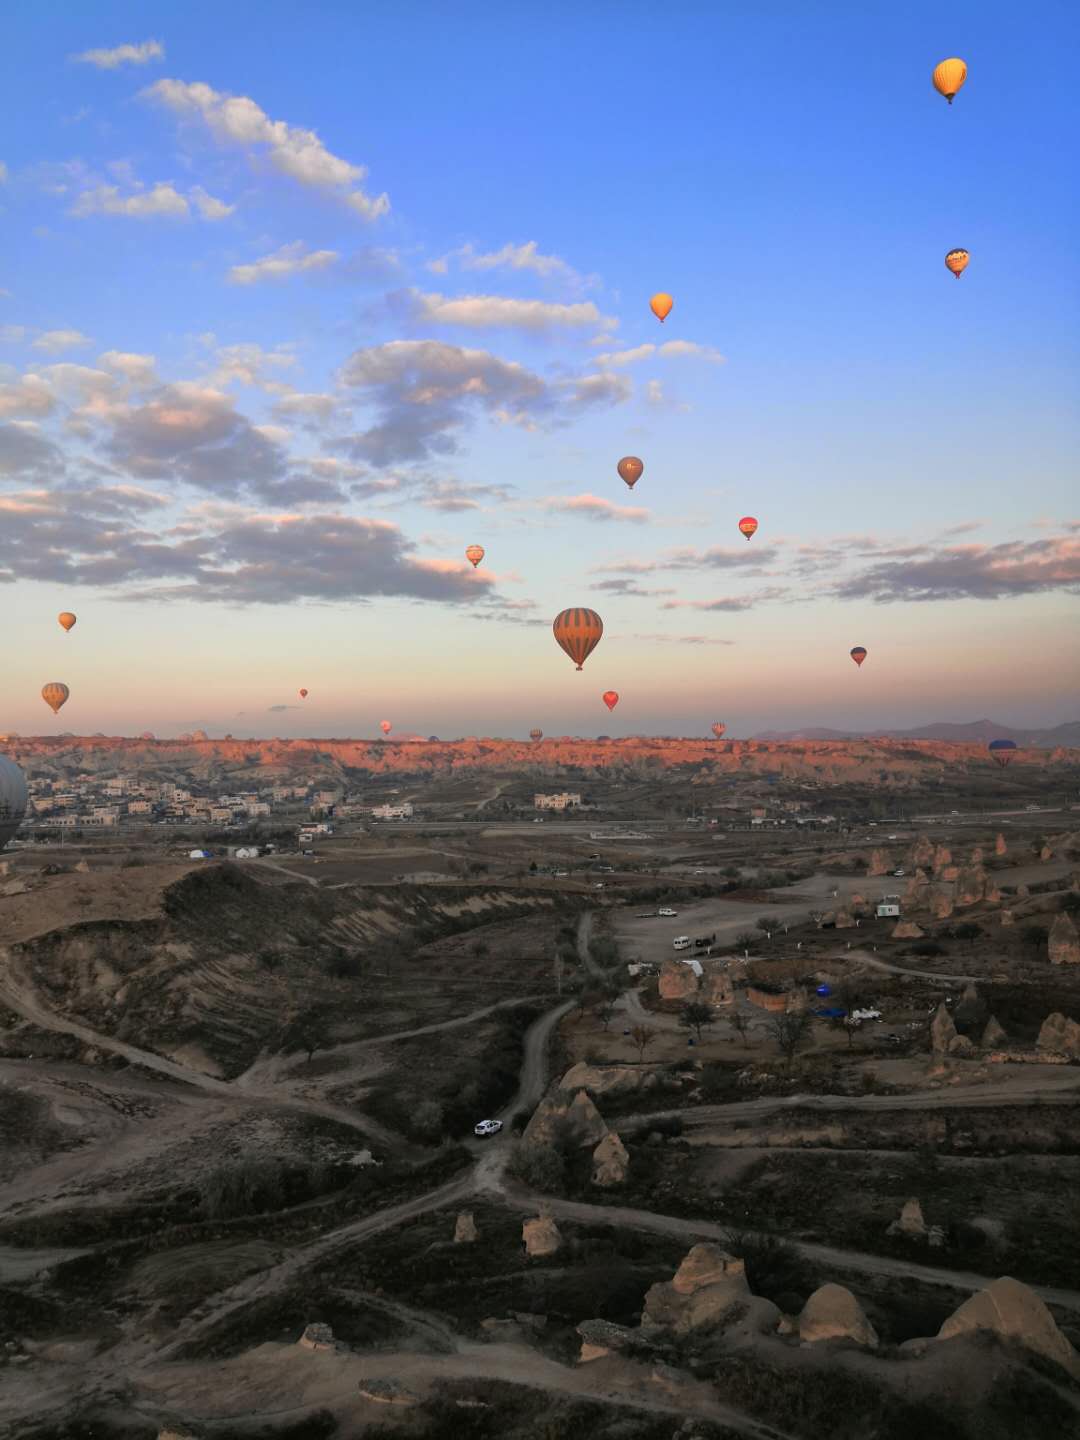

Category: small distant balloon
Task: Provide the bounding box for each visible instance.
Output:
[650,292,673,323]
[58,612,77,632]
[850,646,868,668]
[42,682,70,714]
[140,731,155,740]
[465,544,485,568]
[529,728,543,741]
[299,688,308,699]
[552,608,603,671]
[602,690,619,712]
[617,456,644,489]
[932,57,967,104]
[712,721,726,739]
[988,738,1018,769]
[945,248,970,279]
[738,516,758,541]
[380,720,392,735]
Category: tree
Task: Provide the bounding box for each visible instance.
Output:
[679,1002,716,1043]
[755,916,781,940]
[735,931,757,951]
[595,995,618,1030]
[279,1007,329,1066]
[469,938,489,961]
[767,1010,812,1069]
[630,1024,656,1061]
[729,1010,752,1045]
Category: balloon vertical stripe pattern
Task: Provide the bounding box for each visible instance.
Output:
[552,608,604,670]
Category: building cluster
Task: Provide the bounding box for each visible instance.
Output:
[533,792,583,811]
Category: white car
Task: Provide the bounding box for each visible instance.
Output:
[658,907,678,917]
[473,1119,503,1138]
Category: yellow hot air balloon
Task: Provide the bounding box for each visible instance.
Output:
[552,608,603,671]
[42,682,70,714]
[945,248,970,278]
[650,293,673,323]
[932,57,967,104]
[465,544,485,568]
[58,612,76,632]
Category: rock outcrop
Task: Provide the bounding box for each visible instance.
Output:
[298,1322,336,1351]
[454,1211,478,1244]
[867,849,892,877]
[892,919,925,939]
[931,845,952,875]
[995,833,1008,856]
[700,965,734,1006]
[560,1062,655,1099]
[888,1198,945,1246]
[834,907,856,930]
[928,886,954,921]
[523,1086,608,1150]
[659,958,699,1001]
[930,1003,956,1055]
[523,1214,562,1258]
[576,1318,639,1363]
[954,865,990,908]
[903,869,931,909]
[797,1284,879,1348]
[591,1131,630,1187]
[1037,1012,1080,1060]
[1048,911,1080,966]
[981,1015,1007,1048]
[937,1277,1079,1376]
[909,835,935,869]
[641,1244,779,1338]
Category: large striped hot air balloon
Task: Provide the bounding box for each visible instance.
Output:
[988,739,1018,769]
[712,721,726,739]
[529,728,543,741]
[945,248,970,278]
[552,608,603,671]
[932,57,967,104]
[465,544,485,568]
[850,647,868,668]
[42,682,70,714]
[602,691,619,712]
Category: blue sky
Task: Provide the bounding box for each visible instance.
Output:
[1,0,1077,738]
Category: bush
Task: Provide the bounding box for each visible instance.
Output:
[720,1227,811,1303]
[507,1141,566,1194]
[911,941,945,958]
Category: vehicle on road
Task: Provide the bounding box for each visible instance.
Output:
[473,1119,503,1138]
[693,933,717,949]
[892,868,906,877]
[658,907,678,917]
[673,935,691,951]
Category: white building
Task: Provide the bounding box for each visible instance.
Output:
[876,895,901,918]
[371,803,414,821]
[533,792,582,811]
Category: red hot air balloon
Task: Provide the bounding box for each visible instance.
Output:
[617,456,644,489]
[738,516,758,541]
[602,691,619,711]
[712,721,726,738]
[380,720,392,735]
[465,544,485,568]
[850,646,868,668]
[552,608,603,670]
[299,688,308,699]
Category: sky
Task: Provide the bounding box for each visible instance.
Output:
[1,0,1077,740]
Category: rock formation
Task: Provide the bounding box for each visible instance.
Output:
[903,869,931,909]
[888,1197,945,1247]
[937,1277,1079,1376]
[1037,1012,1080,1060]
[1000,909,1015,927]
[909,835,935,869]
[930,1003,956,1055]
[1040,844,1054,863]
[797,1284,879,1347]
[560,1062,654,1098]
[1048,911,1080,966]
[700,964,734,1005]
[591,1131,630,1187]
[523,1214,562,1258]
[928,885,954,921]
[659,958,699,1001]
[522,1086,608,1149]
[995,832,1008,856]
[953,982,985,1028]
[834,907,856,929]
[954,865,990,908]
[641,1244,779,1338]
[867,849,891,877]
[891,919,924,939]
[931,844,952,875]
[981,1015,1007,1048]
[454,1211,478,1244]
[298,1322,336,1351]
[576,1318,639,1363]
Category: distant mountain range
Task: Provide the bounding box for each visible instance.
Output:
[750,719,1080,748]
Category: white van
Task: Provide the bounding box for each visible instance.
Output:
[672,936,691,951]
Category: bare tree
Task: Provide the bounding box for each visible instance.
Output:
[767,1010,812,1069]
[679,1002,715,1042]
[729,1010,752,1046]
[595,995,618,1029]
[630,1024,656,1062]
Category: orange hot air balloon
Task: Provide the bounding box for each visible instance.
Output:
[738,516,758,541]
[932,57,967,104]
[850,646,868,668]
[617,456,644,489]
[529,728,543,741]
[299,688,308,699]
[380,720,392,735]
[945,248,969,278]
[650,292,673,323]
[465,544,485,568]
[58,612,77,632]
[553,608,603,671]
[42,682,70,714]
[602,690,619,712]
[712,721,726,739]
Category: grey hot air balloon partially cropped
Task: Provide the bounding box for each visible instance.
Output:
[0,754,28,850]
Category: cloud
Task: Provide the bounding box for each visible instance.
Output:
[71,178,232,220]
[271,392,338,425]
[661,595,759,612]
[427,240,587,287]
[144,78,389,219]
[267,704,298,712]
[832,537,1080,603]
[592,578,675,597]
[0,374,56,419]
[203,342,297,391]
[98,350,157,386]
[0,162,7,184]
[0,422,63,479]
[0,325,26,343]
[545,492,649,523]
[32,329,93,354]
[227,241,339,285]
[392,288,611,332]
[413,478,515,512]
[563,372,632,410]
[73,39,164,69]
[630,632,736,646]
[591,544,778,576]
[592,339,725,368]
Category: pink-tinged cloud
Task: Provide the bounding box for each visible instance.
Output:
[832,536,1080,602]
[545,492,649,523]
[661,587,788,612]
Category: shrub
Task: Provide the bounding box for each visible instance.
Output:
[720,1227,811,1304]
[507,1141,566,1194]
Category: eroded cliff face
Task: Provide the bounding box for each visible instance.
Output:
[6,735,1077,786]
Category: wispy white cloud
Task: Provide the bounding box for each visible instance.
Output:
[72,39,164,69]
[393,288,612,332]
[427,240,587,287]
[592,339,725,368]
[98,351,157,386]
[545,492,649,523]
[32,329,93,354]
[144,78,389,219]
[227,241,339,285]
[71,179,232,220]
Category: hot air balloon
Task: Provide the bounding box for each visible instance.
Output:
[932,57,967,104]
[140,731,155,740]
[0,755,27,851]
[42,682,70,714]
[617,456,644,489]
[380,720,392,735]
[465,544,485,568]
[299,688,308,699]
[738,516,758,541]
[650,293,673,323]
[988,739,1018,769]
[712,722,726,739]
[58,612,76,632]
[850,647,868,668]
[945,248,970,279]
[529,728,543,741]
[552,608,603,671]
[602,691,619,712]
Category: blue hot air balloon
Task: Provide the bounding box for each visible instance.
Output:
[988,739,1018,769]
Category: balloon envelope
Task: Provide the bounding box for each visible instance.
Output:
[932,57,967,103]
[712,722,726,738]
[42,682,70,714]
[602,691,619,711]
[850,647,868,668]
[465,544,485,568]
[737,516,758,541]
[988,739,1018,769]
[650,292,673,323]
[299,688,308,699]
[380,720,392,735]
[552,608,603,670]
[58,612,77,632]
[945,248,969,278]
[529,728,543,741]
[617,456,644,489]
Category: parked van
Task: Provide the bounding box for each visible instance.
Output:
[672,936,691,951]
